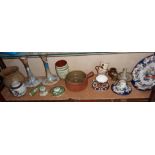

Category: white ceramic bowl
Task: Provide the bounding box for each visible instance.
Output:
[96,74,108,83]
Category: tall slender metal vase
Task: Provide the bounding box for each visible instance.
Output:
[40,55,58,85]
[20,57,42,87]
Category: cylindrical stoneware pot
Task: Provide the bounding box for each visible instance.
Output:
[55,60,69,79]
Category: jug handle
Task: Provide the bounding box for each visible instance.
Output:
[86,72,94,79]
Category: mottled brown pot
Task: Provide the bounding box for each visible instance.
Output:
[108,67,118,81]
[0,66,25,88]
[65,71,94,91]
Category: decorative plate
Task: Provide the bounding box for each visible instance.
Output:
[51,86,65,96]
[132,54,155,90]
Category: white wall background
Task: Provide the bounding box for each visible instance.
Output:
[3,52,153,77]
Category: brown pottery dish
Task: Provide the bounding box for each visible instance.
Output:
[65,71,94,91]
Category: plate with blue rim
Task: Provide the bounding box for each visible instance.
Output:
[131,54,155,91]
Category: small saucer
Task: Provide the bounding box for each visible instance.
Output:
[51,86,65,96]
[111,83,132,95]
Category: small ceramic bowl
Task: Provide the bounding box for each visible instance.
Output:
[96,74,108,83]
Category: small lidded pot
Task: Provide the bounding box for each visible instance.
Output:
[39,86,48,96]
[10,81,27,97]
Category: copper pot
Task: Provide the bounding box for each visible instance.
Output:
[65,71,94,91]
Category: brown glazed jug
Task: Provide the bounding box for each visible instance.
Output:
[108,68,118,81]
[0,66,25,88]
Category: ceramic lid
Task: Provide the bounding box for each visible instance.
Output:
[11,81,21,88]
[39,86,46,92]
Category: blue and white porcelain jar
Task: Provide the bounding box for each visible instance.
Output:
[10,81,27,97]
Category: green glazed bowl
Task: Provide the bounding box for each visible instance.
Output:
[51,86,65,96]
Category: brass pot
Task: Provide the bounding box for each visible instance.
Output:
[0,66,25,88]
[65,71,94,91]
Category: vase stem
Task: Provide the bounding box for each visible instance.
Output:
[20,57,41,87]
[41,56,58,85]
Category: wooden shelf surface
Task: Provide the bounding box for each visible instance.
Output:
[1,76,151,101]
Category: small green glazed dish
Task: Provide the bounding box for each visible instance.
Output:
[51,86,65,96]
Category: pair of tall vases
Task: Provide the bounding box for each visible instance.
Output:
[20,56,58,87]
